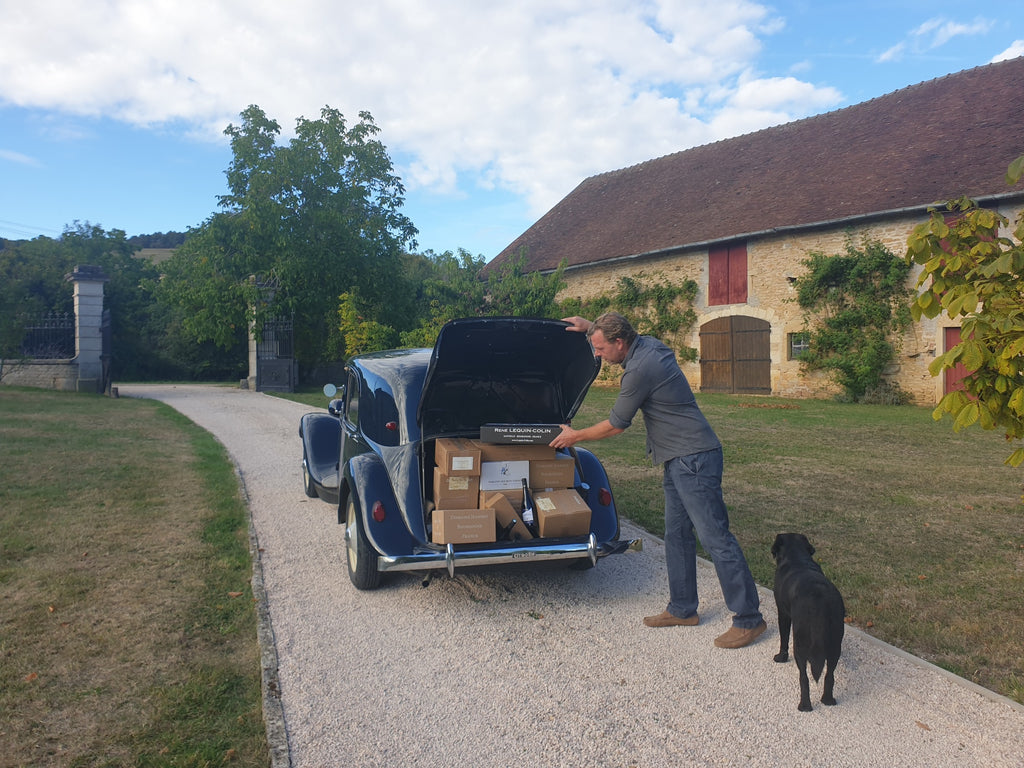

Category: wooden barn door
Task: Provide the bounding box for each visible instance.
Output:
[699,316,771,394]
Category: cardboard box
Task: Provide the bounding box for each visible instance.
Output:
[480,423,563,445]
[481,491,533,541]
[434,437,481,476]
[433,467,481,509]
[473,441,555,463]
[479,460,530,492]
[533,489,592,538]
[478,488,523,512]
[431,508,496,544]
[529,455,575,490]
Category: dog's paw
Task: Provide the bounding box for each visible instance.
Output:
[798,700,813,712]
[773,652,789,663]
[821,695,837,706]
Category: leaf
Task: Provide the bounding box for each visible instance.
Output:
[1007,154,1024,185]
[1006,447,1024,468]
[953,401,980,431]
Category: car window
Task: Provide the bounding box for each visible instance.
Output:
[359,387,401,446]
[344,370,359,429]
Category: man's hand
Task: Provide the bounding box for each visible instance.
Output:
[561,316,592,334]
[549,420,623,448]
[549,424,580,449]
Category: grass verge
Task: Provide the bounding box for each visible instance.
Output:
[575,387,1024,704]
[0,387,268,767]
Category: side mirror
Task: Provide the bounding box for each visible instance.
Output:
[328,398,344,416]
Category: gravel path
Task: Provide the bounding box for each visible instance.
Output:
[122,384,1024,768]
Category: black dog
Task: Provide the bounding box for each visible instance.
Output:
[771,533,845,711]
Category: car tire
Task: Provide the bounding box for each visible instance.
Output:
[345,496,381,590]
[302,456,318,498]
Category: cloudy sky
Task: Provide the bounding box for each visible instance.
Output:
[1,1,1022,258]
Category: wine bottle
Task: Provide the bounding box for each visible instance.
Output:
[520,478,538,536]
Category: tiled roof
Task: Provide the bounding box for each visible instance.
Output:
[490,55,1024,272]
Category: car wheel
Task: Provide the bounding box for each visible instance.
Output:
[345,496,381,590]
[302,456,317,498]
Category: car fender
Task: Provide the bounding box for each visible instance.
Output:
[343,452,417,557]
[570,447,621,543]
[299,412,341,505]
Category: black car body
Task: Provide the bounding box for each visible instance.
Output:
[299,317,638,589]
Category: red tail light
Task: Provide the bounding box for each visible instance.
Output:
[372,501,386,522]
[385,421,398,432]
[598,487,612,506]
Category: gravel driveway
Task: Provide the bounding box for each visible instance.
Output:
[122,384,1024,768]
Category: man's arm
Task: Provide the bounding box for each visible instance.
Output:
[549,419,623,449]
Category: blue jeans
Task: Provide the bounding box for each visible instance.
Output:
[662,448,763,629]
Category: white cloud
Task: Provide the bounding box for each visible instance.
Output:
[878,15,995,63]
[0,149,40,166]
[992,40,1024,62]
[0,0,844,216]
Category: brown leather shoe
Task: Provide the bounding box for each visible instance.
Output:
[714,620,767,648]
[643,610,699,627]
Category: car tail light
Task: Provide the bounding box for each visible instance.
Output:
[372,501,386,523]
[598,487,612,507]
[385,421,398,432]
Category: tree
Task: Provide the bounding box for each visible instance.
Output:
[904,156,1024,467]
[793,237,913,402]
[154,105,418,370]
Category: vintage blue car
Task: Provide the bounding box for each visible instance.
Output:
[299,317,639,589]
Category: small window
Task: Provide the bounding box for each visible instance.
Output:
[788,332,810,360]
[345,370,360,428]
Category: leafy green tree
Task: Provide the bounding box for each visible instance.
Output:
[154,104,417,371]
[793,237,913,402]
[398,249,488,348]
[0,223,165,379]
[904,156,1024,467]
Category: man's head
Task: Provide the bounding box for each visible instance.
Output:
[588,312,637,365]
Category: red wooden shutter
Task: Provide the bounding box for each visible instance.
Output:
[708,245,729,305]
[708,243,747,305]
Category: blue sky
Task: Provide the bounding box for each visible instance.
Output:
[1,1,1022,259]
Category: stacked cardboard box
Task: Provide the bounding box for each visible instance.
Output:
[432,438,493,544]
[430,434,592,543]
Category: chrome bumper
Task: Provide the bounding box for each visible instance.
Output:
[378,534,642,578]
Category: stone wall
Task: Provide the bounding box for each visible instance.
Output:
[0,359,81,391]
[558,203,1023,405]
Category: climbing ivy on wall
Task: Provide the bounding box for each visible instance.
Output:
[559,272,699,363]
[792,237,913,402]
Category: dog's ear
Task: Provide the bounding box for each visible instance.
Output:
[771,534,782,560]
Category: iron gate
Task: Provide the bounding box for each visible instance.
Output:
[256,316,295,392]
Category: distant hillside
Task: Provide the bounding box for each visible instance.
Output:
[136,248,178,264]
[127,231,186,249]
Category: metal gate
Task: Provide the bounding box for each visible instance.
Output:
[256,316,295,392]
[699,315,771,394]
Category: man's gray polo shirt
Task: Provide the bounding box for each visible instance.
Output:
[607,335,721,465]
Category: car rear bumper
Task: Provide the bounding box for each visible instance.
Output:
[377,534,642,578]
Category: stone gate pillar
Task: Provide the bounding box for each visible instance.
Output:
[68,265,109,393]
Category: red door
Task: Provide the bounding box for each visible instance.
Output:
[944,327,970,394]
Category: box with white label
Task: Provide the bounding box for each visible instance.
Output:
[533,489,592,538]
[434,437,481,476]
[479,460,530,492]
[433,467,481,508]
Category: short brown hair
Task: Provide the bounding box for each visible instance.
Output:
[589,312,638,346]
